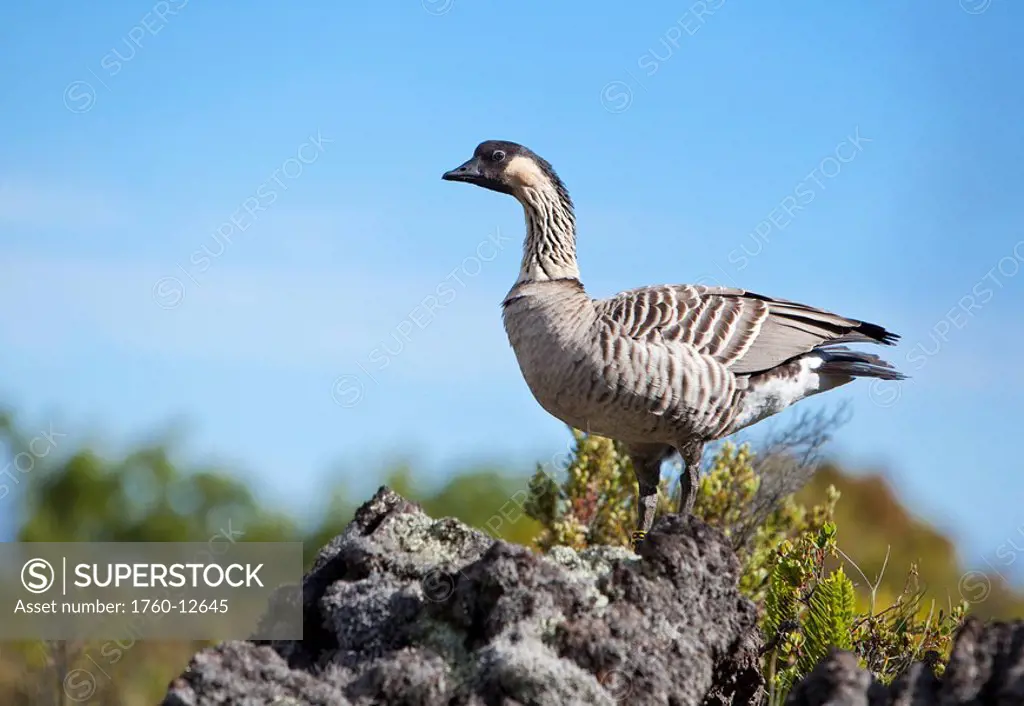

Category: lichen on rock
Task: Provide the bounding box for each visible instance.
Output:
[162,486,763,706]
[162,486,1024,706]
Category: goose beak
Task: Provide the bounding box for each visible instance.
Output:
[442,157,482,184]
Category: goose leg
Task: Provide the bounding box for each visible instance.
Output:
[626,443,672,550]
[677,440,705,516]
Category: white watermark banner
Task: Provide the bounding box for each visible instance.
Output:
[0,542,303,639]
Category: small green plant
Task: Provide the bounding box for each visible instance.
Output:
[760,527,855,699]
[524,428,969,702]
[524,429,634,551]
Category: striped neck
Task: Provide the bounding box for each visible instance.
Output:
[515,183,579,284]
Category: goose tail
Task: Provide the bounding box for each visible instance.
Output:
[816,345,906,382]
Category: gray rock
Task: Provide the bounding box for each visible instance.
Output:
[784,619,1024,706]
[161,486,763,705]
[160,487,1024,706]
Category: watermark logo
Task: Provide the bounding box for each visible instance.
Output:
[957,570,991,604]
[4,542,303,640]
[1,423,66,501]
[152,130,332,309]
[62,0,191,115]
[960,0,993,14]
[599,668,633,701]
[22,558,56,594]
[63,668,98,702]
[868,237,1024,409]
[421,568,456,602]
[62,81,97,114]
[152,276,186,309]
[332,227,510,408]
[422,0,455,14]
[330,374,364,408]
[600,81,633,114]
[599,0,727,113]
[868,378,902,408]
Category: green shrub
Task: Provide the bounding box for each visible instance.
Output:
[524,429,969,702]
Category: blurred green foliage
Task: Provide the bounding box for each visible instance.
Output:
[0,408,539,704]
[0,407,1020,704]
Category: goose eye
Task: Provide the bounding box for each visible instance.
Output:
[491,150,506,162]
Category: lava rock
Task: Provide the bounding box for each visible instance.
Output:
[162,486,763,706]
[784,618,1024,705]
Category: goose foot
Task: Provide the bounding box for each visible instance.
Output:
[626,442,669,549]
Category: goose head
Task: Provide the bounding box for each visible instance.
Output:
[442,140,569,203]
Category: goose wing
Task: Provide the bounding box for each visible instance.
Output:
[594,284,898,375]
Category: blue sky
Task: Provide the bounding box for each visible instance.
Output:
[2,2,1023,582]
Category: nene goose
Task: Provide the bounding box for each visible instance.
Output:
[442,140,905,548]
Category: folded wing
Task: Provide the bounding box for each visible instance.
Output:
[595,284,898,375]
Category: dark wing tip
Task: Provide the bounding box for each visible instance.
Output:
[855,320,900,346]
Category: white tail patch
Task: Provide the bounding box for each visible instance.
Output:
[732,356,823,430]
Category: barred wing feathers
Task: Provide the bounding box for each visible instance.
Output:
[594,284,898,376]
